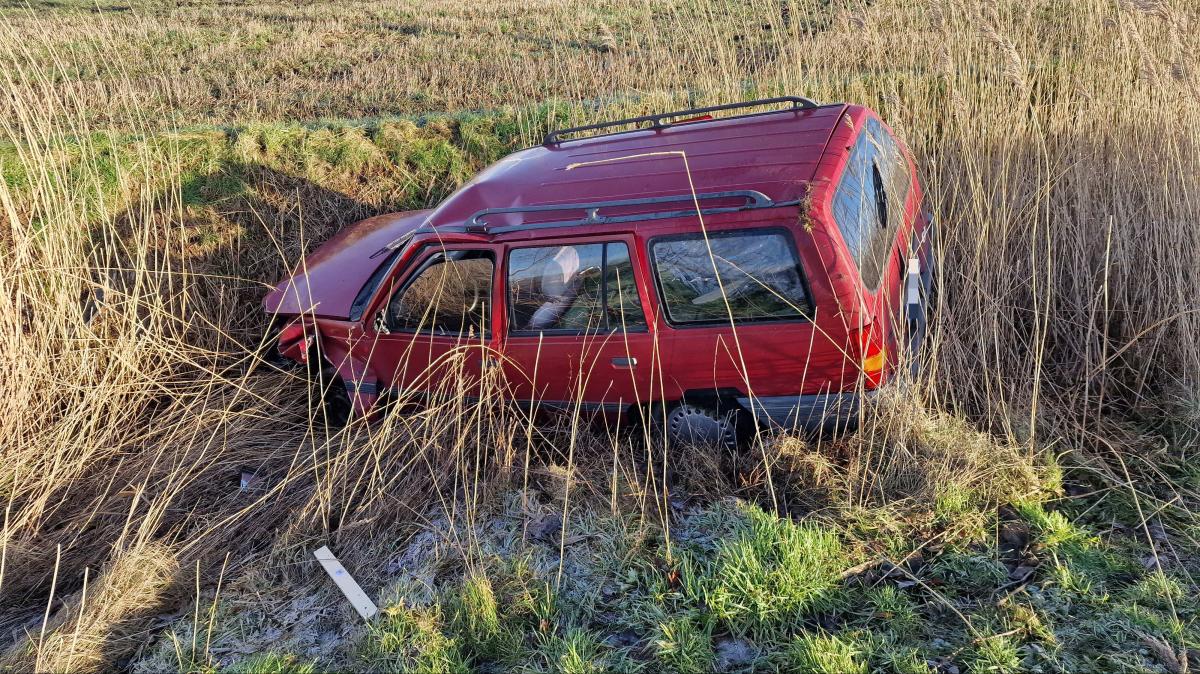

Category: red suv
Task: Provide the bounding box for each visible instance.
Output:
[264,97,935,445]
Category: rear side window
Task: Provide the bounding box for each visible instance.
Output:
[507,242,646,334]
[386,250,493,336]
[650,229,810,325]
[832,118,911,289]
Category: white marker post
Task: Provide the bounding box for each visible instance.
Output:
[313,546,378,621]
[906,258,922,307]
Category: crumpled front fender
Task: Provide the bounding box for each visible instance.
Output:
[274,317,381,419]
[276,317,316,364]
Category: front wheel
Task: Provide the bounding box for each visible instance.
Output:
[313,362,352,427]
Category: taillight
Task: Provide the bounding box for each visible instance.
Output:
[853,321,887,389]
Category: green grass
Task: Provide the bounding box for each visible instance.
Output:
[967,635,1023,674]
[446,573,505,655]
[532,628,629,674]
[4,109,536,218]
[863,586,920,638]
[359,603,470,674]
[225,652,317,674]
[652,614,715,674]
[330,493,1200,672]
[1016,500,1138,598]
[786,633,868,674]
[680,502,850,638]
[360,561,634,674]
[128,471,1200,674]
[929,550,1009,596]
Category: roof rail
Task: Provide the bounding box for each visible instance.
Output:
[456,190,798,235]
[543,96,820,145]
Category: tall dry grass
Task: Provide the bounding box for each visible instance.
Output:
[1,0,1198,668]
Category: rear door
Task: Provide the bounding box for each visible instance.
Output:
[500,236,663,415]
[646,225,839,400]
[367,244,498,400]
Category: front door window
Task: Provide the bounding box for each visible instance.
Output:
[386,251,493,338]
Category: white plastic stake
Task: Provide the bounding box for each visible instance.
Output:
[906,258,921,307]
[313,546,378,621]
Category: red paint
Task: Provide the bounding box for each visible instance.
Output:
[265,102,931,422]
[263,209,432,318]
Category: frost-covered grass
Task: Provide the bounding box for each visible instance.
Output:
[136,478,1200,673]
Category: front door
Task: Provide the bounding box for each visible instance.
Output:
[500,237,663,417]
[368,245,498,401]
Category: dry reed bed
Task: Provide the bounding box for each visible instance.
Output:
[1,0,1198,668]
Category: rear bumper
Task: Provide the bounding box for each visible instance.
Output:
[738,390,877,434]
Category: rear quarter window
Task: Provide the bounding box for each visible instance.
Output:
[832,118,911,290]
[649,229,811,325]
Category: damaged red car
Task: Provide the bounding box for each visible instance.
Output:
[264,97,935,446]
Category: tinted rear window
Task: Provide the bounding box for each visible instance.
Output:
[650,229,810,325]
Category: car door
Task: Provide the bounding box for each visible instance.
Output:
[647,225,840,400]
[499,236,663,415]
[367,244,499,401]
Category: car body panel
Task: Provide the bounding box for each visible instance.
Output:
[496,232,666,411]
[263,209,432,319]
[355,241,499,401]
[807,105,930,384]
[423,104,847,232]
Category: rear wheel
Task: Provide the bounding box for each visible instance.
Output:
[665,401,744,451]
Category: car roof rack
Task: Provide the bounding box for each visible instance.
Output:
[543,96,820,145]
[452,189,799,235]
[373,189,799,255]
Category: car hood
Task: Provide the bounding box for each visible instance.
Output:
[263,209,431,319]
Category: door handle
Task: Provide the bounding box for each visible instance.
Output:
[611,357,637,369]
